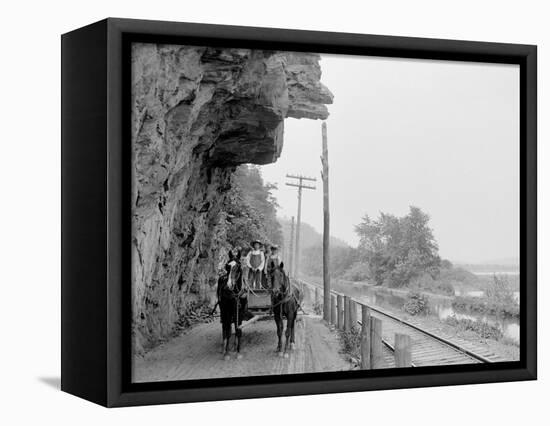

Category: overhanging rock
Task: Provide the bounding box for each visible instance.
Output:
[131,43,332,352]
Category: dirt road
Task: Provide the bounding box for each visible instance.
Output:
[133,314,351,382]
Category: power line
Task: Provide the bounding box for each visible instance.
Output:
[285,174,317,277]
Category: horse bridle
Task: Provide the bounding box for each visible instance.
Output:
[270,271,292,310]
[222,262,245,325]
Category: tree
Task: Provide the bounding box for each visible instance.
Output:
[222,165,283,251]
[355,206,441,287]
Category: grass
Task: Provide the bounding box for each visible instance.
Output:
[452,296,519,318]
[443,316,503,340]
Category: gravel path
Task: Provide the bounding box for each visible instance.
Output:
[133,314,351,382]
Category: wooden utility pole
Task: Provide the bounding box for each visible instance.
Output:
[288,216,295,277]
[321,122,331,322]
[285,174,316,277]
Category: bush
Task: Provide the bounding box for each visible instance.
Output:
[452,296,485,313]
[339,327,362,359]
[440,259,453,269]
[444,316,503,340]
[452,275,519,319]
[174,299,214,331]
[402,292,429,315]
[342,262,371,282]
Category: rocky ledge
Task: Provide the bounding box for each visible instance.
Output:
[131,43,332,352]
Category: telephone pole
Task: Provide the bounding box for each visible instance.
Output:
[288,216,295,277]
[321,122,331,322]
[286,174,316,277]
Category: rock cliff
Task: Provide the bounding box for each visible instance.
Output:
[131,43,332,352]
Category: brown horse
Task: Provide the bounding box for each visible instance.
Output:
[270,263,302,358]
[217,255,247,360]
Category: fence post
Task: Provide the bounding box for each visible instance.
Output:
[330,295,336,325]
[394,333,412,368]
[337,295,343,330]
[360,305,371,369]
[370,317,383,369]
[349,300,357,330]
[344,296,350,331]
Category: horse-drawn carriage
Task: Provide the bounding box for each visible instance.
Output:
[247,288,272,315]
[216,256,302,360]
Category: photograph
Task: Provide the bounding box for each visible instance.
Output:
[130,41,520,383]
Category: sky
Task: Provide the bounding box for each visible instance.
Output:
[260,54,519,264]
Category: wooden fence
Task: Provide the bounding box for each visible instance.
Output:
[298,279,412,369]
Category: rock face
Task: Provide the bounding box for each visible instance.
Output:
[132,43,332,352]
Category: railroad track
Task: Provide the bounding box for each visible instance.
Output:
[296,278,503,367]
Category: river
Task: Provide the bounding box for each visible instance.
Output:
[328,278,520,345]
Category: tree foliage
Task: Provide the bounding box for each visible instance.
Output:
[342,262,371,282]
[222,165,282,250]
[355,206,441,287]
[301,244,359,278]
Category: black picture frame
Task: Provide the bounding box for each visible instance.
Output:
[61,17,537,407]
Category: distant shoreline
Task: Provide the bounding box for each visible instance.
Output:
[470,271,519,276]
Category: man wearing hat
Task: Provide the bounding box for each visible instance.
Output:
[245,240,265,289]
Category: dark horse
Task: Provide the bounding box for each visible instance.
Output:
[270,263,302,358]
[217,254,247,360]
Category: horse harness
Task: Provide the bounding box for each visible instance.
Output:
[270,275,302,313]
[218,266,246,324]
